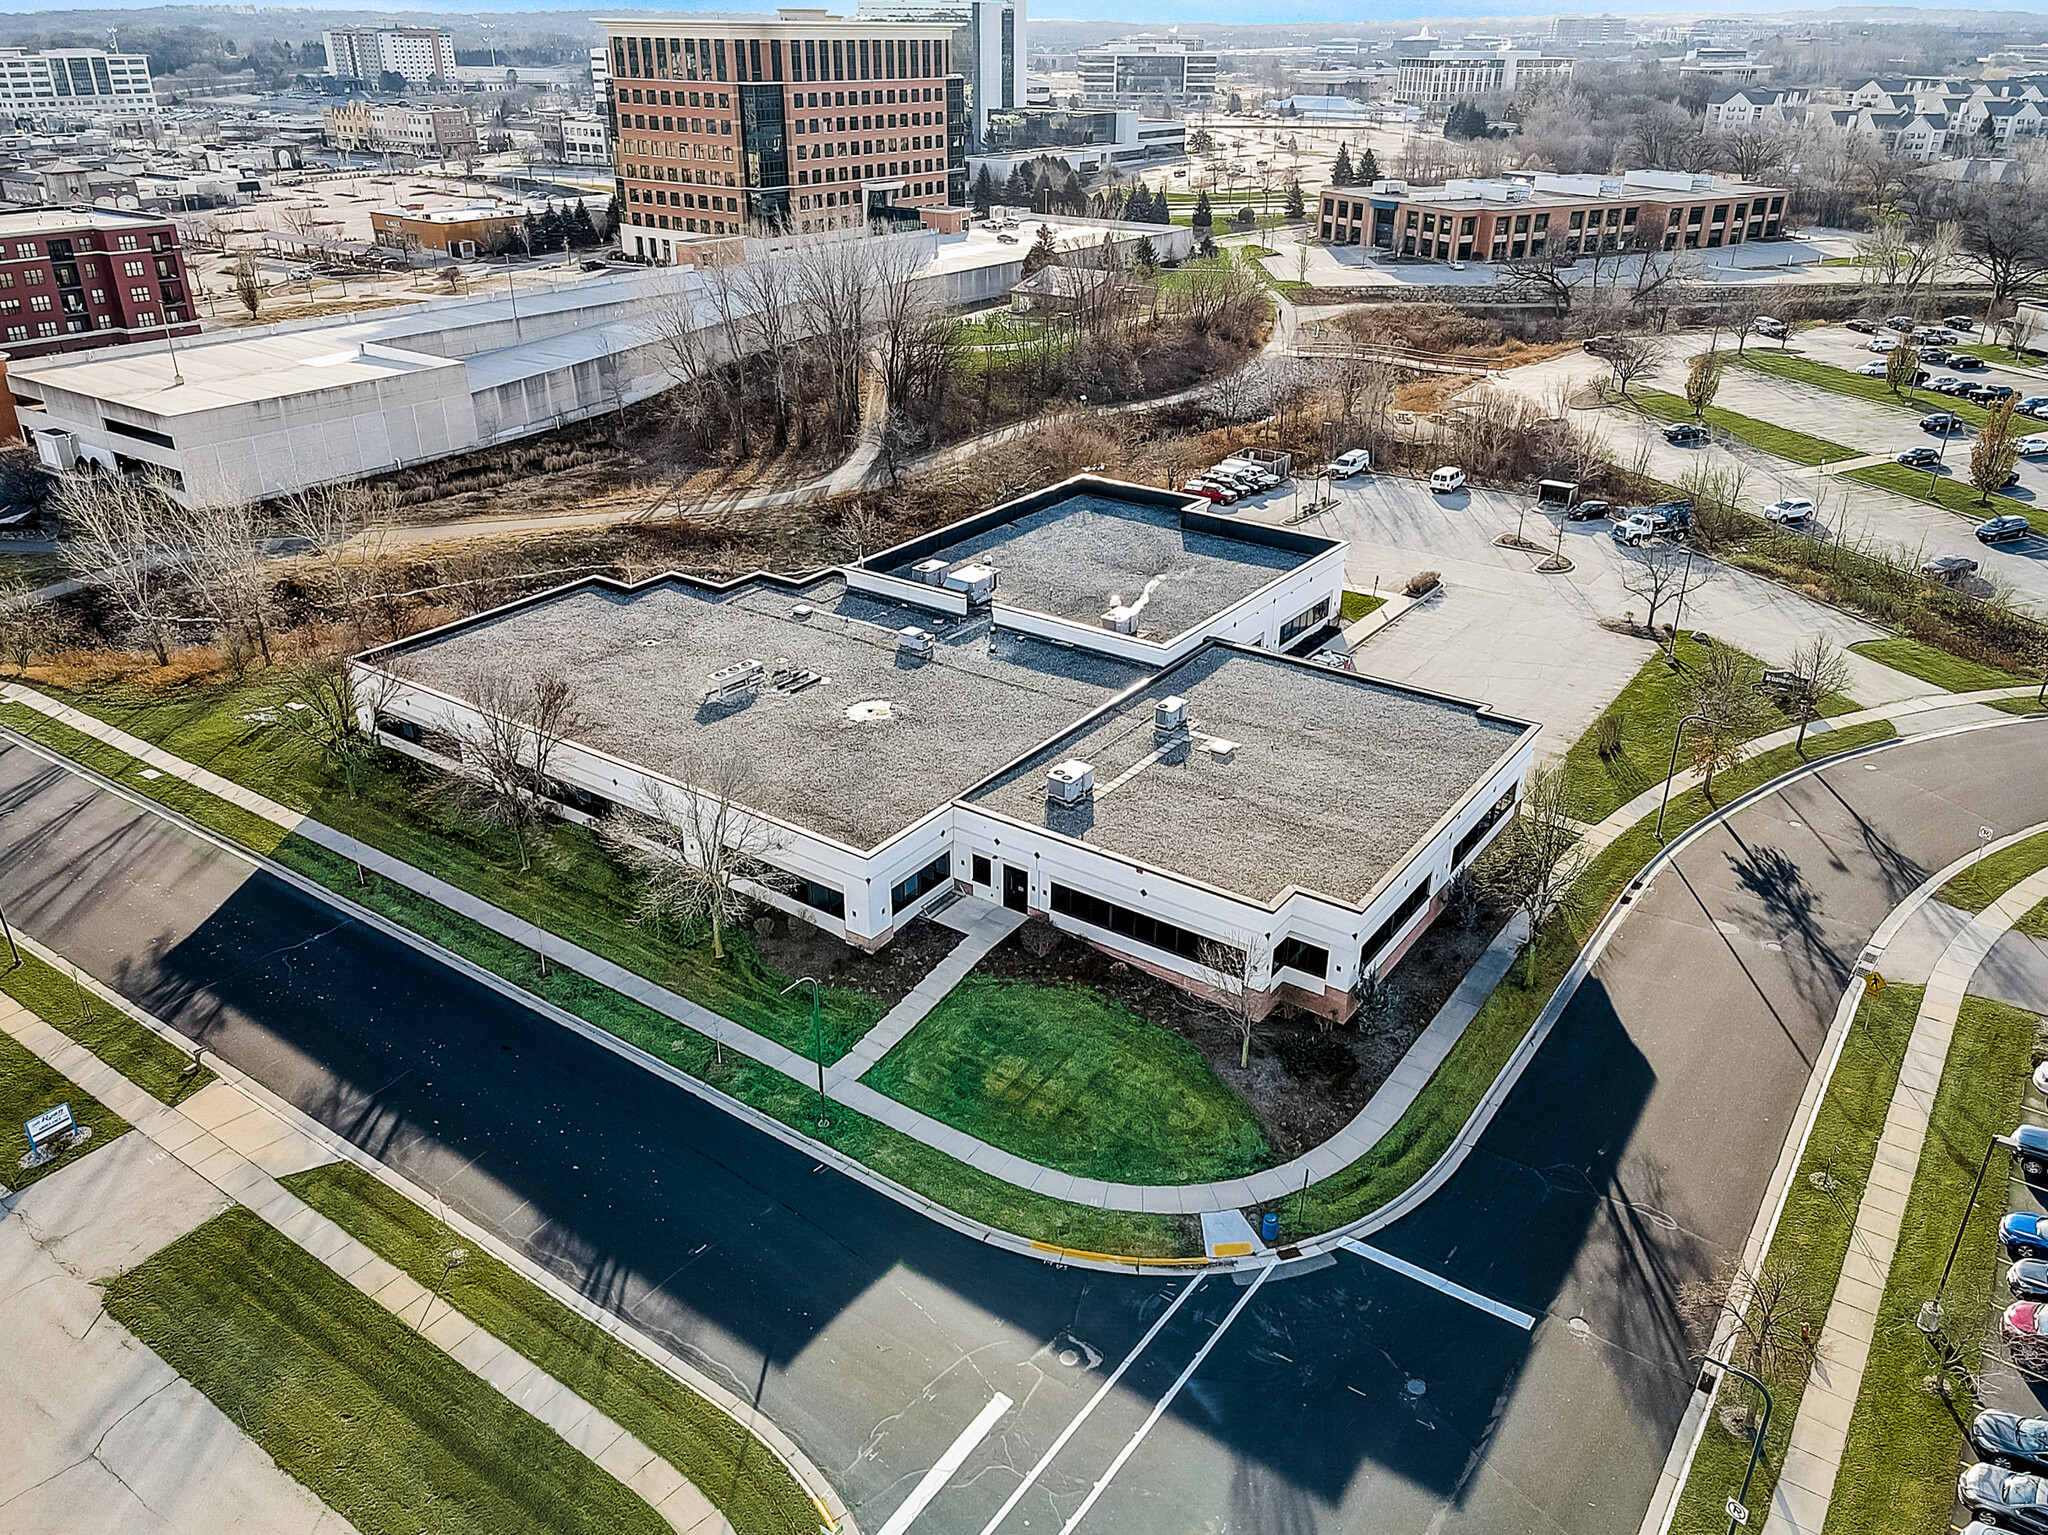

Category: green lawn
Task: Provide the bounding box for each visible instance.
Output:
[1850,638,2035,694]
[0,948,214,1105]
[1634,389,1858,467]
[1560,635,1859,824]
[2020,897,2048,940]
[104,1207,670,1535]
[4,697,1198,1256]
[2,688,883,1065]
[1669,984,1923,1535]
[0,1025,127,1189]
[1281,719,1899,1240]
[1957,342,2046,369]
[862,976,1275,1185]
[1823,996,2039,1535]
[1937,828,2048,914]
[1847,461,2019,517]
[1340,589,1386,622]
[281,1161,822,1535]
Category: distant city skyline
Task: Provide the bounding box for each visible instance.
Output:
[2,0,2044,16]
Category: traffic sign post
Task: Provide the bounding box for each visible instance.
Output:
[1726,1497,1750,1527]
[1864,972,1887,997]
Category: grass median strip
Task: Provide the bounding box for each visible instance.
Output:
[103,1205,671,1535]
[0,947,214,1106]
[1850,638,2035,694]
[1634,389,1858,467]
[281,1160,822,1535]
[862,975,1275,1185]
[1823,995,2039,1535]
[1738,351,1998,431]
[1666,982,1923,1535]
[1937,828,2048,914]
[0,1024,126,1190]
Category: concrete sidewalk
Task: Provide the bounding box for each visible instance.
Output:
[0,992,742,1535]
[1761,861,2048,1535]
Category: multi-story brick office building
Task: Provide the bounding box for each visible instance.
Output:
[1317,169,1788,263]
[0,208,195,361]
[596,10,967,259]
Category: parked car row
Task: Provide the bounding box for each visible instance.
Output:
[1182,457,1286,504]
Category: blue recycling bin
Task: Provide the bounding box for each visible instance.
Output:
[1260,1211,1279,1243]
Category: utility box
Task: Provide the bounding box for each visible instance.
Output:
[1046,760,1095,803]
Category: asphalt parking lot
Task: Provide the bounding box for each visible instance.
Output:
[1236,474,1921,755]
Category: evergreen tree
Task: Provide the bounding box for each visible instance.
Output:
[971,163,998,215]
[572,199,598,246]
[604,192,621,239]
[1022,222,1060,276]
[1192,188,1213,234]
[1198,231,1219,259]
[1359,147,1381,184]
[1132,234,1159,272]
[1059,168,1085,214]
[1002,165,1032,207]
[1285,179,1305,220]
[1332,144,1354,187]
[1153,186,1172,224]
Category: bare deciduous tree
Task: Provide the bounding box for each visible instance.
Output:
[1684,644,1773,796]
[1684,347,1723,419]
[1781,634,1855,755]
[274,653,400,799]
[0,570,66,672]
[1197,933,1270,1069]
[1607,332,1666,399]
[281,478,390,644]
[1616,539,1715,630]
[55,470,183,664]
[1478,765,1588,977]
[1679,1254,1826,1394]
[167,494,274,669]
[429,667,589,872]
[1972,395,2022,506]
[601,754,789,962]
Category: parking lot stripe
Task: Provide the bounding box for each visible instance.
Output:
[877,1390,1013,1535]
[1057,1264,1274,1535]
[973,1276,1206,1535]
[1340,1239,1537,1330]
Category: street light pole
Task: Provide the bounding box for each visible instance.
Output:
[1656,713,1713,842]
[1704,1355,1773,1535]
[781,976,828,1127]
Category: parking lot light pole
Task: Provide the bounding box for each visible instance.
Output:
[1704,1355,1772,1535]
[782,976,829,1128]
[1656,714,1713,842]
[1937,1133,2018,1310]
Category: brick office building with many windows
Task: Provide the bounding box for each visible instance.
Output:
[1318,169,1788,264]
[0,208,195,360]
[598,11,968,260]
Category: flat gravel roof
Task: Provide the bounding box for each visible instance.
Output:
[878,490,1310,641]
[384,574,1149,851]
[964,649,1534,908]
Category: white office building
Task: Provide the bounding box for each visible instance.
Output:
[323,26,458,86]
[355,474,1539,1021]
[0,47,156,127]
[857,0,1024,152]
[1075,38,1217,107]
[1394,46,1574,105]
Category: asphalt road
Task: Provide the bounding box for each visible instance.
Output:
[3,716,2045,1535]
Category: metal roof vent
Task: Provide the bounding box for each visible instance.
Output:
[1206,738,1238,763]
[945,562,997,603]
[1047,760,1094,804]
[897,625,934,659]
[790,603,813,620]
[1101,605,1139,635]
[911,558,950,586]
[1155,695,1189,731]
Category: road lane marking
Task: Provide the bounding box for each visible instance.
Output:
[973,1276,1206,1535]
[1340,1238,1536,1330]
[1057,1264,1275,1535]
[877,1391,1013,1535]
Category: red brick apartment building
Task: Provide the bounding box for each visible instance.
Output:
[0,207,195,359]
[598,10,968,262]
[1319,169,1789,263]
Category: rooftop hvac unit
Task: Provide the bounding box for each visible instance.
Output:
[911,558,950,586]
[1155,695,1189,731]
[704,658,764,702]
[897,625,934,658]
[944,561,997,603]
[1046,760,1094,803]
[1206,738,1238,763]
[32,429,74,471]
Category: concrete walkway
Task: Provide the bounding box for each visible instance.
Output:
[0,991,744,1535]
[1761,861,2048,1535]
[826,896,1024,1086]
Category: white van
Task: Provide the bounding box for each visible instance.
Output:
[1429,466,1467,493]
[1330,449,1371,477]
